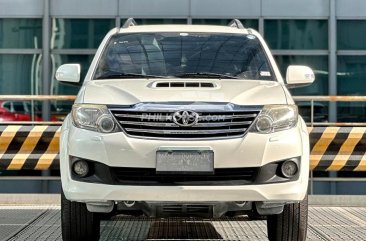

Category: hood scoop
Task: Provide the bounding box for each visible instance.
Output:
[150,81,218,89]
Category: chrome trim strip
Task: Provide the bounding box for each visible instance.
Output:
[125,128,247,135]
[114,113,172,119]
[114,113,257,119]
[200,114,258,119]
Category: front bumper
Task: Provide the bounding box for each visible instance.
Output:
[60,115,309,203]
[63,176,307,202]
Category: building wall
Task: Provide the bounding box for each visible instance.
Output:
[0,0,366,122]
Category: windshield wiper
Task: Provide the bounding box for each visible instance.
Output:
[95,72,167,79]
[174,72,239,79]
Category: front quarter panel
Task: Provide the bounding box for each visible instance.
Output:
[60,114,73,198]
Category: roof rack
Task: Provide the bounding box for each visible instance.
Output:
[122,18,137,28]
[228,19,245,29]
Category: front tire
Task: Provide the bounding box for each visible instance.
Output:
[61,190,100,241]
[267,195,308,241]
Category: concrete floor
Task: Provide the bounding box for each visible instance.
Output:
[1,205,366,240]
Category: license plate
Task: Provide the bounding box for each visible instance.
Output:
[156,149,214,174]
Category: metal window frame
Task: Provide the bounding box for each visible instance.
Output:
[338,50,366,56]
[272,50,329,56]
[0,49,42,54]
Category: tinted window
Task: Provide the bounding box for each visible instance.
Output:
[338,20,366,50]
[192,19,258,30]
[13,102,25,113]
[135,19,187,25]
[265,20,328,50]
[0,54,40,95]
[95,32,274,80]
[0,19,42,48]
[337,56,366,95]
[2,102,11,111]
[52,19,114,49]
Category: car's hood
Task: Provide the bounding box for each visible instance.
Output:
[79,79,288,105]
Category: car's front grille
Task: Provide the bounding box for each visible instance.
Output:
[110,107,260,139]
[111,167,259,186]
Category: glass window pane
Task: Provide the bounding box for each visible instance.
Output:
[192,19,259,30]
[338,56,366,95]
[0,54,41,94]
[274,55,328,95]
[135,19,187,25]
[337,56,366,121]
[13,102,25,112]
[0,19,42,48]
[337,102,366,122]
[51,54,94,95]
[338,20,366,50]
[52,19,114,49]
[264,20,328,50]
[3,102,11,111]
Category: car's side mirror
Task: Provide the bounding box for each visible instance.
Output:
[286,65,315,88]
[55,64,81,85]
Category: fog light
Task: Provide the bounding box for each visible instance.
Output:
[124,201,136,208]
[73,160,89,177]
[280,160,298,178]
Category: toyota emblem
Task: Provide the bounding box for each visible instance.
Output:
[172,110,199,127]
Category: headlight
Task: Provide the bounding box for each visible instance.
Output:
[72,104,118,133]
[252,105,298,134]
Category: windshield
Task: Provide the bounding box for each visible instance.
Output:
[94,32,275,80]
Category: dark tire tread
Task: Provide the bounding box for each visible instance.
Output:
[61,190,100,241]
[267,195,308,241]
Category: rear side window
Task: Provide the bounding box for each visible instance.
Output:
[2,102,11,111]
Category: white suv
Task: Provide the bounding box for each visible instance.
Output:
[57,19,314,241]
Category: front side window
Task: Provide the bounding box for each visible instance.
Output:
[94,32,274,81]
[12,102,26,113]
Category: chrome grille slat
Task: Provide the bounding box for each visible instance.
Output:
[119,120,252,127]
[114,113,172,120]
[124,128,247,135]
[115,113,257,118]
[110,106,260,139]
[205,114,257,119]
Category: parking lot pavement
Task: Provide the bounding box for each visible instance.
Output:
[1,206,366,240]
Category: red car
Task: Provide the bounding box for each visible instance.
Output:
[0,101,46,122]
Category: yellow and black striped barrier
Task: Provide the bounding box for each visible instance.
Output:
[309,127,366,172]
[1,125,366,171]
[0,125,60,170]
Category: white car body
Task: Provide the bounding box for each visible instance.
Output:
[60,24,311,217]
